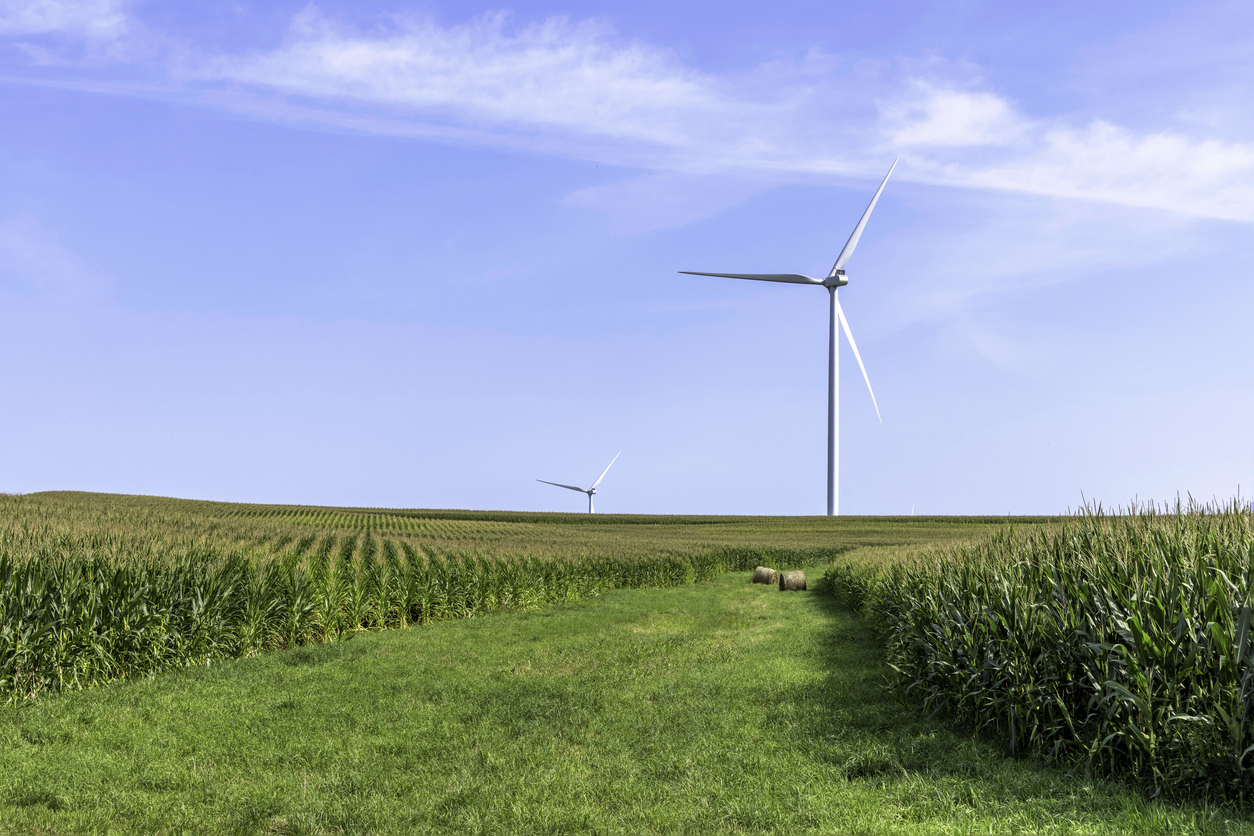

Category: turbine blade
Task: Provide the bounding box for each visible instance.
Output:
[536,479,588,493]
[834,299,882,423]
[590,451,621,490]
[679,272,822,285]
[829,158,898,275]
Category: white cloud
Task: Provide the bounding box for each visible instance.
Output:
[4,6,1254,227]
[201,12,1254,224]
[881,83,1026,147]
[879,197,1198,327]
[209,10,760,158]
[0,0,126,38]
[930,120,1254,221]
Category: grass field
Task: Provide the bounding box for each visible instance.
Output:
[4,570,1248,834]
[0,491,1014,702]
[4,492,1249,833]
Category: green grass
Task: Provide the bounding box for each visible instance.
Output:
[1,571,1247,834]
[0,491,1012,702]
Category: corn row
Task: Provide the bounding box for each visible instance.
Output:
[825,500,1254,804]
[0,491,930,704]
[0,532,834,704]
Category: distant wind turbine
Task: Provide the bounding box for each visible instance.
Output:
[537,452,621,514]
[681,159,897,516]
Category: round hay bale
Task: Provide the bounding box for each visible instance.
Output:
[752,566,779,585]
[779,570,807,591]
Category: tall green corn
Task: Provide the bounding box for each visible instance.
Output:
[827,500,1254,804]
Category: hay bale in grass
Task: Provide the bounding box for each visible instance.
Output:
[779,571,807,591]
[752,566,778,585]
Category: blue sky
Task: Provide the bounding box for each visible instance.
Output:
[0,0,1250,515]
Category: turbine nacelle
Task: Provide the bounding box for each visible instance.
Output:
[823,269,848,288]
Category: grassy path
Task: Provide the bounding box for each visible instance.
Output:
[0,573,1246,834]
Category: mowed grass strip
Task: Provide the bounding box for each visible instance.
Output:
[1,573,1244,834]
[0,491,1004,703]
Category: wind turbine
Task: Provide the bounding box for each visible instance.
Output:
[681,159,897,516]
[537,452,621,514]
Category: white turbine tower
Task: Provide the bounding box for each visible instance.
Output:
[537,452,621,514]
[681,159,897,516]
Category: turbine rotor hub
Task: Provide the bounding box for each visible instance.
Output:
[824,269,849,288]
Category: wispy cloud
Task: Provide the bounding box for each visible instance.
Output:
[0,214,111,301]
[884,81,1254,222]
[949,121,1254,221]
[195,12,1254,224]
[4,6,1253,226]
[0,0,127,38]
[882,82,1026,148]
[212,11,715,144]
[199,9,802,176]
[868,195,1199,345]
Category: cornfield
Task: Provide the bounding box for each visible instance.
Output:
[826,499,1254,804]
[0,491,985,704]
